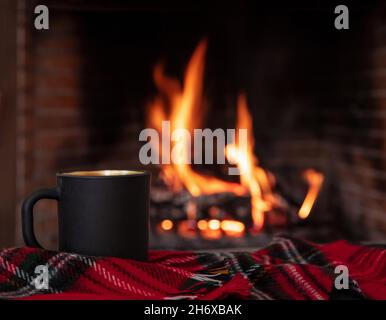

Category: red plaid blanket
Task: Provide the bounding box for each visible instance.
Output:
[0,237,385,300]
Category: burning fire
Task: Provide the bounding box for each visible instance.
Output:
[149,40,324,234]
[148,41,245,198]
[298,169,325,219]
[225,95,277,230]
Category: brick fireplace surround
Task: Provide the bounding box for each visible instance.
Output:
[1,1,386,249]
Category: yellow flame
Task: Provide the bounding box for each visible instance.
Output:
[148,40,245,197]
[224,95,275,230]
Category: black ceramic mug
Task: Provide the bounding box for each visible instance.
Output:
[21,170,150,260]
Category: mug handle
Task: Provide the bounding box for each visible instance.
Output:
[21,188,60,248]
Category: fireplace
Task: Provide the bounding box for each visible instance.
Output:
[144,40,326,249]
[11,0,386,250]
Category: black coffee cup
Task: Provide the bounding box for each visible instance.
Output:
[21,170,150,260]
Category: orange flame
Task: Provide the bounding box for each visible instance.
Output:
[298,169,324,219]
[148,40,245,197]
[225,95,277,230]
[147,40,324,234]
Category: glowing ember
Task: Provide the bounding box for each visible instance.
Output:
[200,219,222,240]
[197,219,208,231]
[298,169,324,219]
[208,219,221,230]
[160,219,174,231]
[197,219,245,238]
[220,220,245,237]
[201,229,222,240]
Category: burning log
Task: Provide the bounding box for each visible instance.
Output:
[145,39,325,248]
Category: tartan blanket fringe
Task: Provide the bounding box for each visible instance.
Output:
[0,236,385,300]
